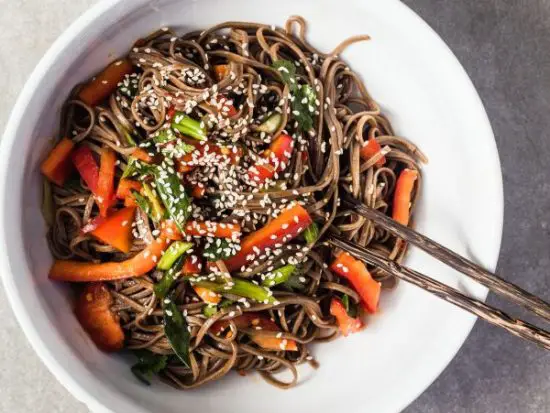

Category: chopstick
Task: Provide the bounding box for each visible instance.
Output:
[327,193,550,351]
[329,235,550,351]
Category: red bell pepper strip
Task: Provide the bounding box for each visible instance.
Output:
[212,313,298,351]
[78,59,134,107]
[360,138,386,167]
[75,283,125,352]
[97,148,117,217]
[330,252,381,314]
[161,219,241,241]
[224,204,312,272]
[49,237,170,282]
[90,207,136,253]
[393,168,418,226]
[40,138,75,186]
[247,133,294,185]
[116,178,142,200]
[193,286,222,304]
[182,254,202,275]
[247,163,276,185]
[71,145,99,193]
[330,298,364,336]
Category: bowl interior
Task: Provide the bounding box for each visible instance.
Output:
[0,0,503,412]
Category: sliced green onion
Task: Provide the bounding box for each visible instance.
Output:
[261,264,296,287]
[172,113,207,141]
[303,222,319,244]
[162,298,190,367]
[257,113,282,133]
[157,241,193,271]
[191,278,276,304]
[142,182,165,223]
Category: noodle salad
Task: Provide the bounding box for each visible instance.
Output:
[41,16,425,389]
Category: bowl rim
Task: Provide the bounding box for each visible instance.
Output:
[0,1,504,412]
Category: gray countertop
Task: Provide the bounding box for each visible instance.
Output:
[1,0,549,412]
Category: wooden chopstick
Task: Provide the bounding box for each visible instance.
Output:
[329,235,550,351]
[341,194,550,323]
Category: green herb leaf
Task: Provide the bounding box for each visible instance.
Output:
[271,59,317,131]
[341,294,358,318]
[292,84,316,131]
[261,264,296,287]
[154,256,186,299]
[154,170,191,233]
[203,238,237,261]
[130,350,168,385]
[272,60,297,85]
[303,222,319,244]
[157,241,193,271]
[163,298,191,367]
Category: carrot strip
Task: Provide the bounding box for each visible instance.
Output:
[330,298,364,336]
[213,64,229,81]
[193,286,221,304]
[331,252,381,314]
[49,237,170,282]
[91,207,136,253]
[40,138,75,186]
[78,59,133,106]
[212,313,298,351]
[97,148,117,217]
[75,283,124,352]
[161,220,241,240]
[393,168,418,226]
[224,204,312,272]
[360,138,386,167]
[131,147,154,163]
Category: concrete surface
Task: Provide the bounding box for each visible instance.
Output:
[0,0,549,412]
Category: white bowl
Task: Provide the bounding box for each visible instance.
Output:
[0,0,503,412]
